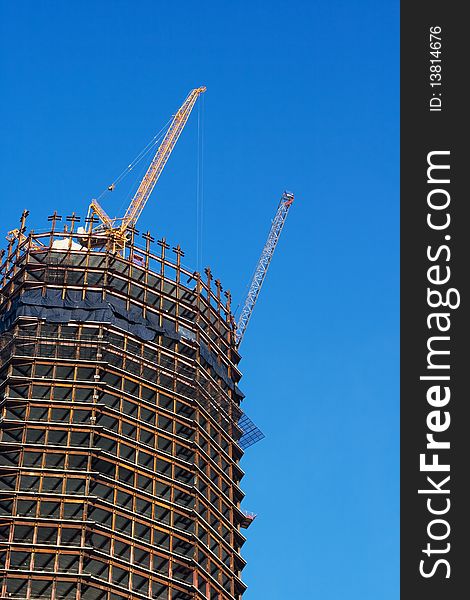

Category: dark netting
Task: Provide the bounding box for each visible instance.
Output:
[237,413,265,450]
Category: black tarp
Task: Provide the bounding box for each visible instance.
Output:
[1,289,231,387]
[0,289,172,341]
[0,288,262,447]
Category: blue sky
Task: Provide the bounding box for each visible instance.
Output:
[0,1,399,598]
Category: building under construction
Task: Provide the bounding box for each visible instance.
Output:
[0,88,293,600]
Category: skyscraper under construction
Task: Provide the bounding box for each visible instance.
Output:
[0,209,262,600]
[0,88,292,600]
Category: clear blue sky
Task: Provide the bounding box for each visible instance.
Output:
[0,1,399,598]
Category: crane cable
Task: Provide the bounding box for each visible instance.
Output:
[95,118,173,203]
[196,95,205,272]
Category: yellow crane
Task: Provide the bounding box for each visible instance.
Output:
[88,86,206,246]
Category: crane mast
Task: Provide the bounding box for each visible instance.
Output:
[89,86,206,244]
[235,191,294,345]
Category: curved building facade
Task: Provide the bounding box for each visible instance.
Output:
[0,213,257,600]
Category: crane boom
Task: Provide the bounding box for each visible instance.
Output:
[120,86,206,232]
[89,86,206,241]
[235,191,294,345]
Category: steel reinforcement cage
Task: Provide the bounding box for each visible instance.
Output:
[0,212,259,600]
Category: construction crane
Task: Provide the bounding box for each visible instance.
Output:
[235,191,294,345]
[88,86,206,246]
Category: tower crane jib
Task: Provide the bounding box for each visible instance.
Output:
[235,191,294,345]
[88,86,206,244]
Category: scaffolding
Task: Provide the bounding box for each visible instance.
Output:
[0,212,261,600]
